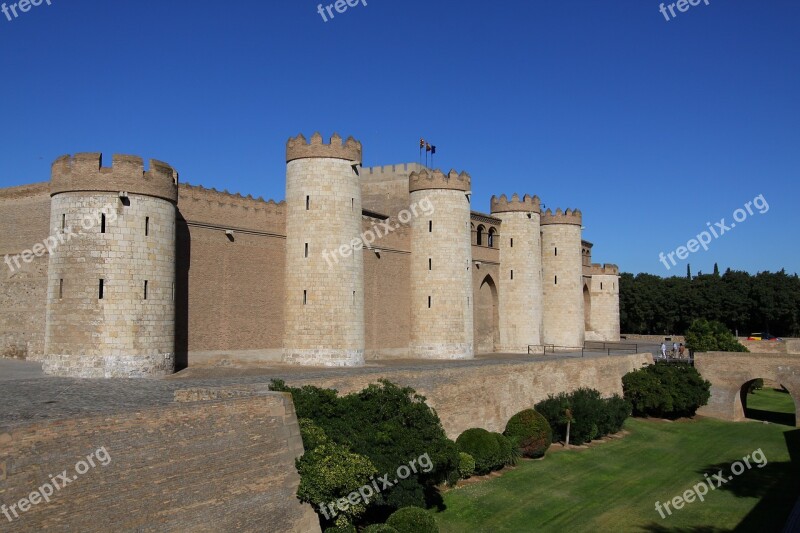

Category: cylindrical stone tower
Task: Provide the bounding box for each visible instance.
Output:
[44,153,178,378]
[283,132,365,366]
[541,208,585,348]
[409,169,474,359]
[587,264,621,341]
[491,194,544,352]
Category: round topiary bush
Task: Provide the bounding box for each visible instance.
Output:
[457,452,476,479]
[503,409,553,458]
[456,428,501,475]
[492,432,515,467]
[386,506,439,533]
[362,524,400,533]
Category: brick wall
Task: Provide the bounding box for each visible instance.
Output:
[0,391,319,532]
[283,352,652,439]
[0,184,51,360]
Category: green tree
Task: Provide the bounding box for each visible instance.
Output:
[295,442,377,528]
[685,318,748,352]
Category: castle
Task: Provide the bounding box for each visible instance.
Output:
[0,133,619,377]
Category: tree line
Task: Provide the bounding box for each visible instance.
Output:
[619,266,800,337]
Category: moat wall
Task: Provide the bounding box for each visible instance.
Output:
[0,391,319,533]
[281,352,652,438]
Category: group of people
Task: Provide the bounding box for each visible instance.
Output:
[659,341,686,359]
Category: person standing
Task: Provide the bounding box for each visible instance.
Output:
[673,342,679,357]
[660,342,667,359]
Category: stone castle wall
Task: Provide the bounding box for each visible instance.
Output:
[283,149,365,366]
[43,192,176,378]
[0,391,319,532]
[541,215,585,348]
[409,176,474,359]
[493,196,543,352]
[0,183,51,360]
[0,142,620,370]
[175,185,286,361]
[585,273,620,341]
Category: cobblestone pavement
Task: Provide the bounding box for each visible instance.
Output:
[0,347,657,431]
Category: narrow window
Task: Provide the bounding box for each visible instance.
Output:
[428,258,432,271]
[554,275,558,285]
[510,238,513,248]
[304,243,309,258]
[306,196,310,210]
[58,279,63,299]
[429,220,432,233]
[100,214,106,234]
[303,290,307,305]
[428,296,431,309]
[467,297,470,307]
[600,282,603,290]
[511,270,514,280]
[61,214,65,230]
[99,279,104,299]
[144,280,148,300]
[351,198,354,210]
[172,282,175,301]
[145,217,149,236]
[353,291,356,304]
[555,247,558,256]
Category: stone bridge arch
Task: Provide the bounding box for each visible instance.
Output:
[695,352,800,427]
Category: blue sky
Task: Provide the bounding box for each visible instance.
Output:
[1,0,797,276]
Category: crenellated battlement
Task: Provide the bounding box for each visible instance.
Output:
[541,208,582,226]
[286,132,362,163]
[408,169,471,193]
[50,153,179,203]
[490,193,541,214]
[586,263,619,276]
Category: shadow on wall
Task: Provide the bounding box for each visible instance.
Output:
[175,212,190,371]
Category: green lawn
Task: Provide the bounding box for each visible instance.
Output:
[432,418,800,532]
[748,387,797,415]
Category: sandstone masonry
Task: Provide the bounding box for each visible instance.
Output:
[0,132,621,376]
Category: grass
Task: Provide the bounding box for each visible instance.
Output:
[432,417,800,532]
[747,387,796,419]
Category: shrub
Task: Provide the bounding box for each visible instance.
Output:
[324,526,356,533]
[535,389,632,445]
[295,442,377,527]
[492,432,518,467]
[386,506,439,533]
[324,526,355,533]
[457,452,475,479]
[298,418,329,450]
[362,525,399,533]
[456,428,501,475]
[597,394,632,436]
[747,378,764,394]
[685,319,748,352]
[504,409,552,458]
[622,362,711,418]
[271,379,459,515]
[533,393,571,442]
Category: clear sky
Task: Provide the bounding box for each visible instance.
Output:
[1,0,797,276]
